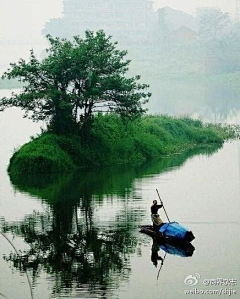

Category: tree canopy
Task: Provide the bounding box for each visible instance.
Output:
[199,9,230,41]
[0,31,150,134]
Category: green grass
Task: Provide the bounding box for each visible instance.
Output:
[8,134,75,174]
[8,114,234,174]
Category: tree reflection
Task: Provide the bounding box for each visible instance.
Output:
[2,198,136,296]
[1,146,220,297]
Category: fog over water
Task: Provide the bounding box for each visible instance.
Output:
[0,2,240,299]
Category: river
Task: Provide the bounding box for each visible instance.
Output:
[0,89,240,299]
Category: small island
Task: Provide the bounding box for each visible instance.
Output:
[0,31,234,174]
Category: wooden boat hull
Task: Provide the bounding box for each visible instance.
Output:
[140,225,195,244]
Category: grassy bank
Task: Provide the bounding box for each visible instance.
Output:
[8,114,234,174]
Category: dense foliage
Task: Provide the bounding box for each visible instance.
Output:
[8,114,233,174]
[0,31,150,134]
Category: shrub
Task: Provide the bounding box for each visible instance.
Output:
[8,114,227,174]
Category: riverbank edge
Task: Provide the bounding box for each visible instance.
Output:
[8,114,234,175]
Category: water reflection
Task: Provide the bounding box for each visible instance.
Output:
[151,238,164,268]
[150,237,195,282]
[150,237,195,269]
[157,239,195,258]
[1,146,220,298]
[8,145,222,201]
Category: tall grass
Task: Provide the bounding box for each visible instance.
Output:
[8,114,233,174]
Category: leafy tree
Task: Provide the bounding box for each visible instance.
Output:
[199,9,230,41]
[0,31,150,134]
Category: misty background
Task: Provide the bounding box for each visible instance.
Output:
[1,0,240,121]
[1,3,240,298]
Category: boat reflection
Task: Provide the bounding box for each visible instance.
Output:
[151,237,195,281]
[151,237,195,267]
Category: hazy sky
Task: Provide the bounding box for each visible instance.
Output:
[0,0,236,43]
[155,0,235,16]
[0,0,62,42]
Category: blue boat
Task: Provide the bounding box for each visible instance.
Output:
[140,222,195,243]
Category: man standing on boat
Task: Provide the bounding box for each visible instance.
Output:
[151,200,163,230]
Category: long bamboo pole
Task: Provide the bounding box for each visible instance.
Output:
[157,252,167,280]
[156,189,170,222]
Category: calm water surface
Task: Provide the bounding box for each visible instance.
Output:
[0,90,240,299]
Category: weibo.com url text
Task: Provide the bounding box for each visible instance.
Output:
[184,288,237,296]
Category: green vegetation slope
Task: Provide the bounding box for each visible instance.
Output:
[8,114,233,174]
